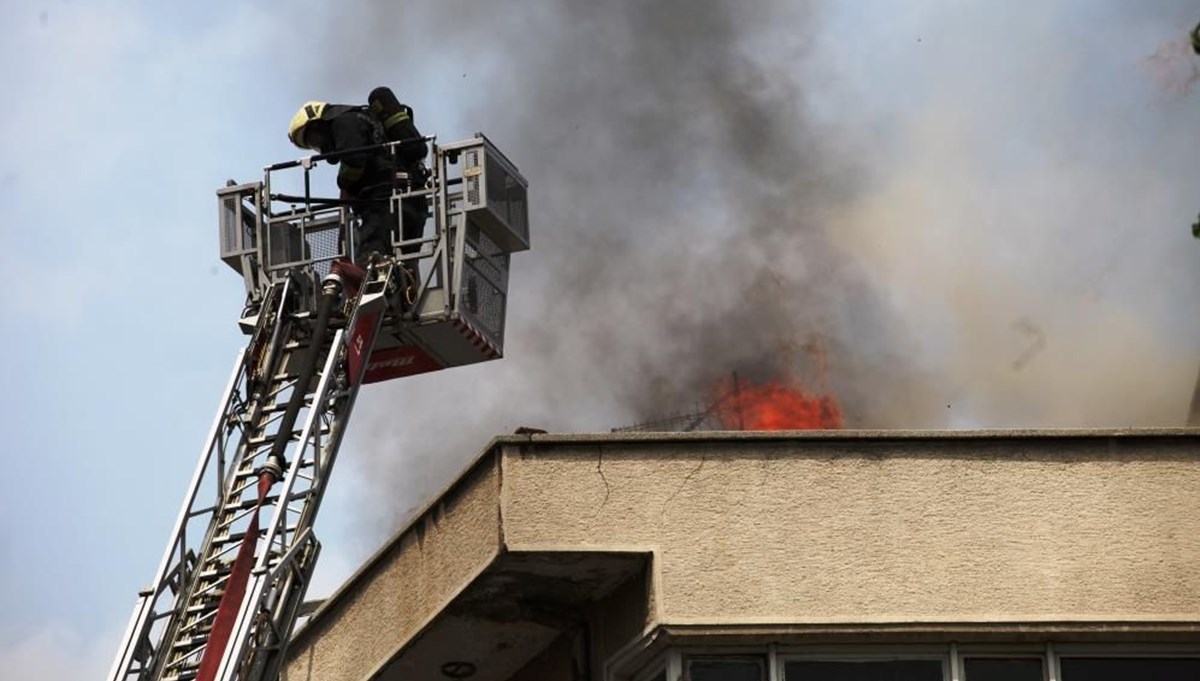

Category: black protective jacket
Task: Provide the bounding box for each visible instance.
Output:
[320,105,395,194]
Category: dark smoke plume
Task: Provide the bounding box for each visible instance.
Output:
[312,0,909,527]
[304,1,1200,537]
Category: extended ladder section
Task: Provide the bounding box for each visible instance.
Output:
[108,134,528,681]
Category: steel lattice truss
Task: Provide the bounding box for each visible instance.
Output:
[109,265,396,681]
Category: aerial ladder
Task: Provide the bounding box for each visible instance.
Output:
[107,133,529,681]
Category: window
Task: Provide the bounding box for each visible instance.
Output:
[1059,658,1200,681]
[613,645,1200,681]
[688,657,766,681]
[964,657,1044,681]
[783,659,943,681]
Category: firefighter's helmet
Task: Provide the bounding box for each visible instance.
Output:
[288,101,328,150]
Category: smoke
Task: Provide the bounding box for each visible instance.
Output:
[820,2,1200,428]
[303,1,1200,534]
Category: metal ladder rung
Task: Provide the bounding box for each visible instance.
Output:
[163,664,200,681]
[257,397,322,416]
[196,563,232,581]
[246,428,312,447]
[173,626,212,648]
[225,493,280,513]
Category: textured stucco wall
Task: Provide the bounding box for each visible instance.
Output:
[499,433,1200,626]
[284,456,502,681]
[283,431,1200,680]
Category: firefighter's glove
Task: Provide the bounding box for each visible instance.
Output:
[413,163,431,188]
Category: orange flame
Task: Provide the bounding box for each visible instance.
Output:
[716,377,843,430]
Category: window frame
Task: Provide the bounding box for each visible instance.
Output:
[957,652,1047,681]
[682,652,770,681]
[778,645,950,681]
[954,643,1051,681]
[607,641,1200,681]
[1052,644,1200,681]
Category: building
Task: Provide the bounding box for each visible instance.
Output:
[282,430,1200,681]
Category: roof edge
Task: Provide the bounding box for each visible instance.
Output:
[493,427,1200,446]
[659,620,1200,639]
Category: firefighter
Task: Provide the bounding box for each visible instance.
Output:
[287,90,428,279]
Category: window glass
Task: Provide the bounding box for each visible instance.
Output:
[784,660,943,681]
[1059,658,1200,681]
[688,657,765,681]
[964,658,1044,681]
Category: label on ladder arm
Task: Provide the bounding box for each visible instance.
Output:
[363,344,444,383]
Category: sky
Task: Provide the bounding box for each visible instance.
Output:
[1,1,1199,678]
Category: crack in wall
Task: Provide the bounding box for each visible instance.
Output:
[596,447,611,511]
[663,454,708,512]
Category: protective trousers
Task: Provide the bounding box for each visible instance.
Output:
[351,186,393,264]
[352,187,428,282]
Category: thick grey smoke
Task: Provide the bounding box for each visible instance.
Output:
[313,0,910,531]
[302,1,1200,537]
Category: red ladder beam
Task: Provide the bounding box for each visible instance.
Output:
[195,471,275,681]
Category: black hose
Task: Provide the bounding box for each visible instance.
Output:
[270,194,367,207]
[265,279,341,473]
[266,136,432,171]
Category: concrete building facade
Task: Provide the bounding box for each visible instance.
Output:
[282,430,1200,681]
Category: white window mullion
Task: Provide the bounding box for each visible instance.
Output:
[667,649,683,681]
[1046,642,1060,681]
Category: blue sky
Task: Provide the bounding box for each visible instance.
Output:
[2,1,1200,678]
[0,1,326,674]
